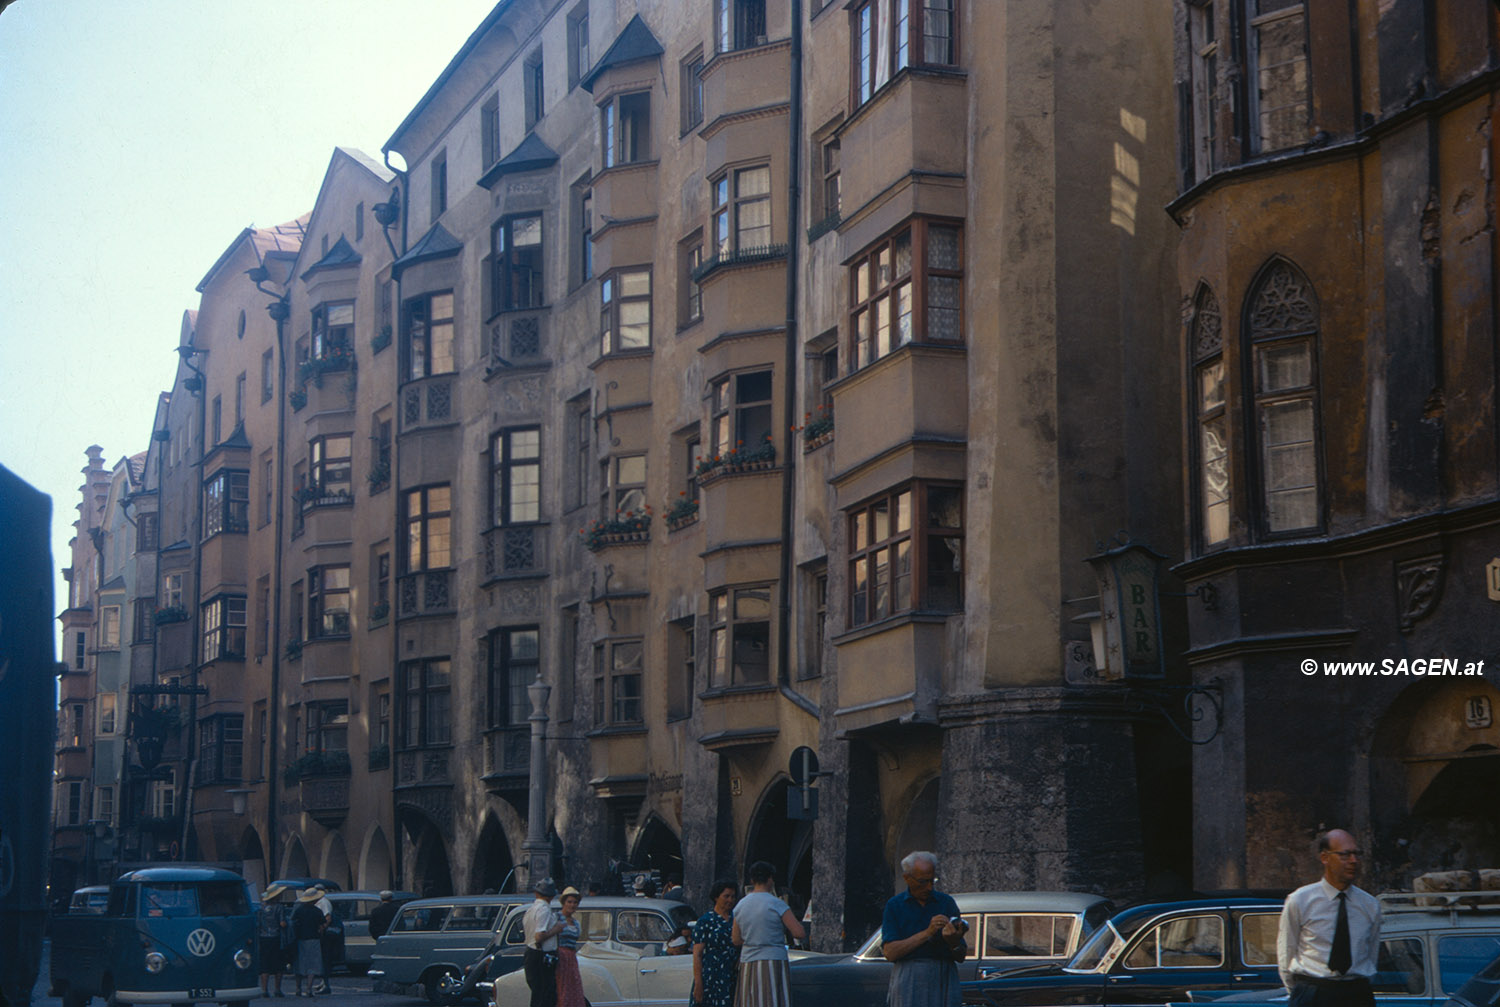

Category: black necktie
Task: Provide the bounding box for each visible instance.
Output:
[1329,891,1351,975]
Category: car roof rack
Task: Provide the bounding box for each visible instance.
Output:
[1379,891,1500,912]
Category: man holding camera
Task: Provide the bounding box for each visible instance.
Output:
[882,851,969,1007]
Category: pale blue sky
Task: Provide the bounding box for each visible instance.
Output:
[0,0,497,633]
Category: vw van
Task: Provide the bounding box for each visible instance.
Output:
[50,866,259,1007]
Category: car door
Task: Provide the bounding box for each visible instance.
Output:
[1106,910,1241,1006]
[1230,911,1284,991]
[438,903,502,965]
[975,912,1079,981]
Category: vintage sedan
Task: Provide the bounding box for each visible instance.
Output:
[790,891,1115,1007]
[960,897,1286,1007]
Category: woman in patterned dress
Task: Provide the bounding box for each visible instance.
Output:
[731,863,805,1007]
[692,879,740,1007]
[555,887,587,1007]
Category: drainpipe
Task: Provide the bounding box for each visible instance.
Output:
[179,345,209,862]
[776,0,804,689]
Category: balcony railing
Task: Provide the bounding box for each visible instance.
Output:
[398,570,453,617]
[297,775,349,828]
[396,747,451,787]
[485,726,530,778]
[483,525,547,580]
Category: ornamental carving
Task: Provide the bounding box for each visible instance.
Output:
[1192,285,1223,361]
[1247,260,1318,338]
[500,583,542,617]
[1395,555,1444,634]
[502,375,544,413]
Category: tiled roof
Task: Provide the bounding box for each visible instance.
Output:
[478,134,560,190]
[392,223,463,278]
[301,235,362,280]
[581,14,664,92]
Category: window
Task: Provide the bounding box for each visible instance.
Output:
[711,165,772,256]
[431,150,447,222]
[1191,285,1228,547]
[600,268,651,354]
[308,565,351,637]
[310,434,353,497]
[667,618,695,720]
[1239,913,1279,968]
[572,175,593,287]
[94,785,114,824]
[849,219,962,369]
[593,640,643,726]
[261,454,274,525]
[305,701,348,753]
[709,586,771,687]
[403,291,456,380]
[1244,1,1308,153]
[684,433,701,503]
[311,301,354,361]
[211,395,222,445]
[1123,914,1223,968]
[492,215,544,312]
[524,50,545,130]
[261,349,274,402]
[710,370,774,458]
[678,235,703,326]
[198,715,244,784]
[373,550,391,616]
[853,1,876,103]
[819,140,841,224]
[255,576,270,657]
[491,427,541,526]
[162,572,184,609]
[894,0,956,69]
[680,52,704,132]
[371,414,392,494]
[203,470,249,537]
[68,704,85,747]
[134,599,156,643]
[288,579,305,642]
[404,485,453,571]
[138,512,159,551]
[803,570,827,680]
[568,399,591,511]
[568,4,590,88]
[99,693,117,734]
[100,605,121,648]
[235,372,246,425]
[62,781,83,826]
[1188,2,1219,182]
[847,483,963,627]
[254,702,268,778]
[604,454,646,518]
[1375,938,1426,995]
[1246,259,1320,535]
[717,0,767,52]
[376,690,390,747]
[202,595,247,661]
[488,627,539,728]
[73,631,86,670]
[149,771,176,818]
[356,201,365,242]
[400,658,451,748]
[981,914,1077,959]
[602,92,650,168]
[481,94,501,167]
[290,462,306,538]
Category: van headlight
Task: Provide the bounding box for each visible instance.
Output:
[145,952,166,974]
[235,949,253,970]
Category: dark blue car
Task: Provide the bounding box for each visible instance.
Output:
[960,898,1286,1007]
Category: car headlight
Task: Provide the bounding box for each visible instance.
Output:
[145,952,167,974]
[235,949,253,970]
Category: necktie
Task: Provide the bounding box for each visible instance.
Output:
[1329,891,1351,975]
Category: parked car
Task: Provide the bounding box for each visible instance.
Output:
[1176,889,1500,1007]
[489,938,823,1007]
[789,891,1115,1007]
[960,897,1288,1007]
[466,896,701,1003]
[324,890,417,975]
[1448,949,1500,1007]
[50,866,259,1007]
[68,886,110,915]
[368,894,532,1002]
[268,877,342,894]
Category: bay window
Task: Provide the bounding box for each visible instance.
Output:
[488,627,539,728]
[711,165,772,257]
[592,639,643,727]
[600,268,652,354]
[311,301,354,361]
[202,595,247,661]
[404,485,452,571]
[492,215,544,312]
[307,565,351,638]
[847,482,963,628]
[491,427,541,526]
[1190,285,1228,547]
[602,91,650,168]
[710,370,773,458]
[708,586,772,687]
[203,470,249,537]
[1246,259,1321,535]
[305,701,348,753]
[400,658,451,748]
[849,219,962,370]
[310,435,352,497]
[403,291,455,381]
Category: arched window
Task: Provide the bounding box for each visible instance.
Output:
[1190,283,1228,547]
[1244,258,1321,535]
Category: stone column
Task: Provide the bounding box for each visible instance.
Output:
[521,673,553,888]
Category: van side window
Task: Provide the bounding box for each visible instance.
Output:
[394,906,450,932]
[107,884,130,917]
[446,905,502,931]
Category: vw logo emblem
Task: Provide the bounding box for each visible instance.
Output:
[186,929,216,957]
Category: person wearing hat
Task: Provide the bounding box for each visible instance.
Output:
[257,885,288,997]
[313,887,337,995]
[523,878,565,1007]
[555,887,587,1007]
[291,889,327,998]
[368,890,400,941]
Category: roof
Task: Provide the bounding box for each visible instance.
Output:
[127,451,147,485]
[478,133,559,189]
[384,1,515,155]
[333,146,396,184]
[196,215,309,293]
[581,14,664,92]
[392,222,463,278]
[301,235,363,280]
[117,866,247,884]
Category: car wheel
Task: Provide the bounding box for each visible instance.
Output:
[426,966,465,1005]
[62,985,89,1007]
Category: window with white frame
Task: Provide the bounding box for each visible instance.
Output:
[311,301,354,361]
[162,572,184,609]
[202,595,247,661]
[100,605,121,649]
[149,771,176,819]
[600,268,651,354]
[711,165,772,258]
[99,693,117,734]
[203,470,249,537]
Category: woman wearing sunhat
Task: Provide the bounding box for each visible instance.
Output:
[291,889,327,997]
[555,886,587,1007]
[258,885,288,997]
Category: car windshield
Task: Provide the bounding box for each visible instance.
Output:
[141,882,246,918]
[1066,921,1124,972]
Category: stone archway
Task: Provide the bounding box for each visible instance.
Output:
[240,827,267,893]
[471,815,517,894]
[629,814,684,883]
[743,777,813,917]
[322,832,352,890]
[282,835,310,880]
[894,777,939,865]
[360,827,394,891]
[400,808,454,898]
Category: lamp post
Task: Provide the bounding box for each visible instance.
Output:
[520,673,552,890]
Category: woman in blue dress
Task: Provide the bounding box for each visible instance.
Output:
[692,878,740,1007]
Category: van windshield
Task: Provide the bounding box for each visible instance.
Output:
[140,882,250,918]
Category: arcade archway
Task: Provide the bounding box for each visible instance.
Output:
[744,777,813,916]
[472,815,517,893]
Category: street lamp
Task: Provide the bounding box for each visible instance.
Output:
[521,673,553,889]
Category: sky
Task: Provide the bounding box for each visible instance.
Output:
[0,0,499,639]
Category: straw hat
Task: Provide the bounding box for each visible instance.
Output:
[560,886,581,899]
[298,888,321,902]
[262,884,287,901]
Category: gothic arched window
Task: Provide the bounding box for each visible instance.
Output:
[1244,258,1321,535]
[1190,283,1228,547]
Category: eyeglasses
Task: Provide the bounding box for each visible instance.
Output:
[1325,850,1362,859]
[906,874,937,885]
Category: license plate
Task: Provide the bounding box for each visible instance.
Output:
[188,989,216,999]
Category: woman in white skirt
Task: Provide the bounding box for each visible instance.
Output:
[730,861,806,1007]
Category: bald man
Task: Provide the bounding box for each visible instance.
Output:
[1277,829,1380,1007]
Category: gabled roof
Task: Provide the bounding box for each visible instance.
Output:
[100,574,126,591]
[301,235,362,280]
[392,223,463,279]
[384,2,516,155]
[196,216,309,293]
[581,14,664,92]
[478,134,559,190]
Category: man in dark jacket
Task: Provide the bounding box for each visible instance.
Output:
[367,891,400,940]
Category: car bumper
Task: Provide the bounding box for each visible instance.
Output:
[115,988,261,1004]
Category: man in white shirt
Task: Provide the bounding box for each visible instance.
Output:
[522,878,564,1007]
[1277,829,1381,1007]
